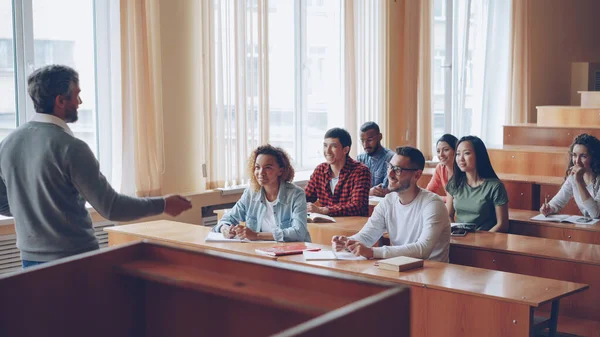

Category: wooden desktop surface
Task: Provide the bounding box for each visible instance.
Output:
[451,231,600,265]
[509,209,600,244]
[105,221,321,260]
[280,254,587,308]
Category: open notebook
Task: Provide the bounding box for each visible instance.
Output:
[530,214,599,225]
[302,250,366,261]
[205,232,276,243]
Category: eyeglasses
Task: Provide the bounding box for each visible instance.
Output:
[387,163,419,175]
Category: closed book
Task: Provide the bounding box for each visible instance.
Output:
[377,256,424,272]
[255,244,321,257]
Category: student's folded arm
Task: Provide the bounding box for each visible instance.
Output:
[350,202,387,248]
[488,182,509,232]
[272,190,309,242]
[214,190,249,233]
[489,203,509,233]
[68,141,165,222]
[327,168,371,216]
[374,200,448,259]
[548,177,574,214]
[0,177,11,216]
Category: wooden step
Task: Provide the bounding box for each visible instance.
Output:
[488,145,568,177]
[503,124,600,147]
[579,91,600,108]
[537,106,600,127]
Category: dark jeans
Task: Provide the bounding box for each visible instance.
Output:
[22,260,46,268]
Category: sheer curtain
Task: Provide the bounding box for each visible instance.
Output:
[201,0,270,189]
[120,0,165,196]
[469,0,512,145]
[450,0,511,146]
[345,0,388,157]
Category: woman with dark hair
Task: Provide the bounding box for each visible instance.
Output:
[541,133,600,218]
[426,133,458,198]
[213,144,311,242]
[446,136,509,232]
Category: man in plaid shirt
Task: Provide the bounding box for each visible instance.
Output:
[305,128,371,216]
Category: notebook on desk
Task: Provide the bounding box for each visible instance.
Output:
[205,232,276,243]
[530,214,599,225]
[255,244,321,257]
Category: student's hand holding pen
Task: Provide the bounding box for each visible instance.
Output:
[220,224,237,239]
[540,196,553,216]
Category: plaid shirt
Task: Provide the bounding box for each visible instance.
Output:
[305,157,371,216]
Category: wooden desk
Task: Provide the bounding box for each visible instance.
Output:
[213,209,368,246]
[106,221,588,337]
[280,250,588,337]
[450,232,600,323]
[105,221,322,260]
[0,241,410,337]
[509,209,600,244]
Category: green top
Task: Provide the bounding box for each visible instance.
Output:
[446,178,508,231]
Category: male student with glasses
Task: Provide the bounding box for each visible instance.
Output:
[332,146,451,262]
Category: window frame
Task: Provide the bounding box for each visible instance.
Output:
[8,0,120,185]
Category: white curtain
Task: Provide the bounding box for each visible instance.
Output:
[202,0,270,189]
[451,0,511,146]
[470,0,512,145]
[346,0,388,156]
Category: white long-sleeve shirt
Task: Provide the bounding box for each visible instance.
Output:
[548,175,600,218]
[350,189,450,262]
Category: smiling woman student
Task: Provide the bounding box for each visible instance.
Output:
[426,134,458,199]
[445,136,509,232]
[541,133,600,218]
[212,144,311,242]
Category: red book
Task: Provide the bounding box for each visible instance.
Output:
[255,244,321,257]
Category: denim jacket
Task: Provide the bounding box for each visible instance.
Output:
[213,182,311,242]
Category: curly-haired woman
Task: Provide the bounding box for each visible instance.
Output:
[541,133,600,218]
[212,144,311,242]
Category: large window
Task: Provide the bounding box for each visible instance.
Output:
[0,0,118,183]
[267,0,343,170]
[431,0,511,154]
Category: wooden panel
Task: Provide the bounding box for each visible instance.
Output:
[509,209,600,245]
[0,244,146,337]
[488,146,568,177]
[503,124,600,147]
[409,286,531,337]
[537,106,600,127]
[450,245,600,321]
[504,181,537,210]
[0,242,411,337]
[539,184,581,215]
